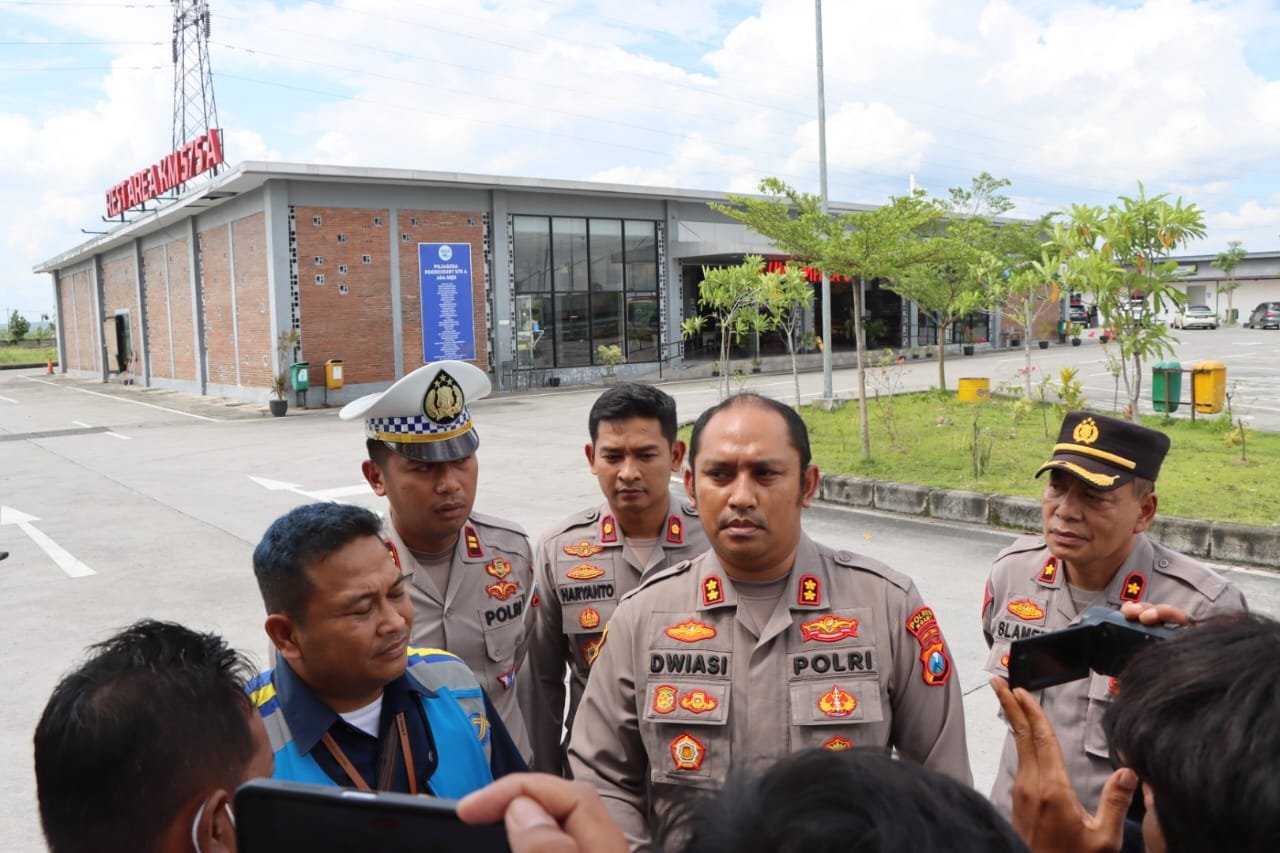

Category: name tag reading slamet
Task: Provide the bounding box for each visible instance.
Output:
[484,599,524,626]
[793,650,875,676]
[558,582,616,604]
[995,621,1047,641]
[650,653,730,676]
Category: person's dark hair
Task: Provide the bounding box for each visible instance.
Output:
[253,501,384,620]
[1131,475,1155,499]
[588,382,678,446]
[676,748,1027,853]
[34,620,258,853]
[366,437,392,468]
[688,393,811,479]
[1104,612,1280,853]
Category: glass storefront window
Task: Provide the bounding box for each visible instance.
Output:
[552,217,588,292]
[626,292,659,362]
[590,291,624,359]
[555,292,591,367]
[513,216,550,293]
[511,215,659,368]
[624,220,657,292]
[589,219,624,292]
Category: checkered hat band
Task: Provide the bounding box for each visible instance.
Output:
[366,410,473,443]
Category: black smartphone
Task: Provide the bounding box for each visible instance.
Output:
[235,778,511,853]
[1007,605,1181,691]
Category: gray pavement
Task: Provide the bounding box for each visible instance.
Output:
[1,332,1277,850]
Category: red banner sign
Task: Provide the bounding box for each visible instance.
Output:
[105,129,225,217]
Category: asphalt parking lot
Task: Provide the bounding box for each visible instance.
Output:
[0,324,1276,850]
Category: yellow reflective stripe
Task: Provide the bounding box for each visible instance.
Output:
[1052,443,1137,470]
[407,646,460,660]
[370,421,473,444]
[251,682,276,708]
[1044,460,1121,488]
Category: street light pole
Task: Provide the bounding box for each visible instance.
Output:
[814,0,833,399]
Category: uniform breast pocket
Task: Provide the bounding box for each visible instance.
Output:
[789,678,887,751]
[1083,672,1119,759]
[641,680,730,791]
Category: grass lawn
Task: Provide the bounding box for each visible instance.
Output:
[683,392,1280,526]
[0,344,55,365]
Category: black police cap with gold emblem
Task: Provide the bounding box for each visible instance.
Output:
[338,360,490,462]
[1034,411,1170,491]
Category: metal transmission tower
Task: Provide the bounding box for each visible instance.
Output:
[170,0,220,186]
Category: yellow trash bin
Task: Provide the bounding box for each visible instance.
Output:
[957,377,990,403]
[1191,360,1225,414]
[325,359,344,390]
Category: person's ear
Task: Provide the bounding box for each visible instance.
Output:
[362,459,387,496]
[800,464,820,508]
[1133,488,1158,534]
[683,466,696,508]
[265,613,303,664]
[669,440,687,472]
[584,442,596,471]
[200,789,236,853]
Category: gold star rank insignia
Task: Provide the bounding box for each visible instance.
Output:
[1120,571,1146,602]
[702,576,723,606]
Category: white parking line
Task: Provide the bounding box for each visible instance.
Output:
[106,432,131,441]
[0,394,17,404]
[72,420,93,428]
[22,376,219,422]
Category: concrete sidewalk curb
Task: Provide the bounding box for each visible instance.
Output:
[819,474,1279,571]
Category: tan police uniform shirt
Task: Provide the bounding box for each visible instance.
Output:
[523,495,707,775]
[385,510,534,760]
[568,534,971,851]
[983,532,1247,815]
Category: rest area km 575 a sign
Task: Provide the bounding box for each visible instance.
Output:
[104,129,225,217]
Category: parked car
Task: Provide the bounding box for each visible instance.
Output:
[1067,304,1090,326]
[1245,302,1280,329]
[1172,305,1218,330]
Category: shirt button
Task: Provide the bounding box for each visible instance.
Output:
[1158,559,1169,568]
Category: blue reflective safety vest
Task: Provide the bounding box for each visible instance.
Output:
[249,648,495,798]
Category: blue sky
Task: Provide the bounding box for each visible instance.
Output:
[4,0,1280,321]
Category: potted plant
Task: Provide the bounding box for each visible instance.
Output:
[1099,327,1114,344]
[961,328,976,356]
[1069,322,1083,346]
[750,356,763,374]
[1035,317,1054,349]
[270,328,300,416]
[596,344,625,385]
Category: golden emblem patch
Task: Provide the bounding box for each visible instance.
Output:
[563,541,605,558]
[566,563,604,581]
[798,574,822,606]
[818,684,858,718]
[670,733,706,770]
[485,558,512,579]
[652,684,677,714]
[485,580,519,601]
[665,620,717,643]
[823,736,853,751]
[679,690,718,714]
[1006,598,1046,621]
[799,615,859,643]
[666,515,683,544]
[581,636,603,667]
[1120,571,1146,602]
[579,607,601,630]
[600,515,617,543]
[1072,416,1100,445]
[423,369,465,424]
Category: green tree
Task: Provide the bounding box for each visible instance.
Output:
[888,174,1018,392]
[983,244,1059,398]
[7,309,30,342]
[713,179,942,460]
[756,262,813,408]
[681,256,772,401]
[1213,240,1247,323]
[1055,184,1206,421]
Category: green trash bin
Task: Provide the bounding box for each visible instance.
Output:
[290,362,311,392]
[1152,361,1181,413]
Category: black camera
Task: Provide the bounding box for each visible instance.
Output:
[1007,605,1182,691]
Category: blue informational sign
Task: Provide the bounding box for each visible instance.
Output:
[419,242,476,362]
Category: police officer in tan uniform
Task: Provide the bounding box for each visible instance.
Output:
[983,411,1246,817]
[340,361,534,759]
[568,393,970,850]
[522,384,708,775]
